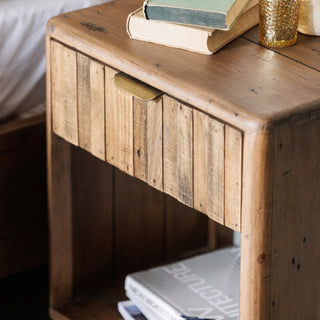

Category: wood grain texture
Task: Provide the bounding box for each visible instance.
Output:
[71,147,113,290]
[163,96,193,207]
[133,98,148,183]
[240,132,274,320]
[193,110,225,224]
[47,0,320,132]
[133,97,163,191]
[48,37,73,308]
[47,3,320,319]
[243,26,320,72]
[270,118,320,319]
[105,66,133,175]
[48,134,73,308]
[77,53,105,160]
[51,40,78,145]
[225,126,242,232]
[146,97,163,191]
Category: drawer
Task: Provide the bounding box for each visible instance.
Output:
[50,40,242,232]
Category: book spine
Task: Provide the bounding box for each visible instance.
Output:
[126,7,141,38]
[125,276,183,320]
[143,1,149,19]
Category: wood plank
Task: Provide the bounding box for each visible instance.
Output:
[114,170,164,276]
[48,37,73,308]
[193,111,208,214]
[243,26,320,72]
[163,96,193,207]
[71,147,113,290]
[225,126,242,232]
[270,119,320,319]
[193,110,225,224]
[146,97,163,191]
[51,40,78,145]
[77,53,105,160]
[77,54,91,152]
[105,67,133,175]
[133,98,148,183]
[48,134,73,308]
[208,118,225,224]
[48,1,320,132]
[240,132,274,320]
[133,97,163,190]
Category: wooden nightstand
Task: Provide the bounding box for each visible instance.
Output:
[46,0,320,319]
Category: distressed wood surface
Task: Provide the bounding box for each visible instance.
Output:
[240,132,274,320]
[133,97,163,191]
[47,37,73,308]
[163,96,193,207]
[51,44,243,229]
[225,126,242,232]
[270,118,320,319]
[47,0,320,131]
[243,26,320,72]
[51,40,78,145]
[105,66,133,175]
[133,98,148,183]
[77,53,105,160]
[193,111,225,224]
[47,2,320,319]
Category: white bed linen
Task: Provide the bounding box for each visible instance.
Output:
[0,0,109,120]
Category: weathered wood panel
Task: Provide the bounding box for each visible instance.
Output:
[105,67,133,175]
[77,53,105,160]
[133,97,163,191]
[193,110,225,224]
[51,41,78,145]
[225,126,242,232]
[163,96,193,207]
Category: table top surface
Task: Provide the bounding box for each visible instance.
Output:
[48,0,320,132]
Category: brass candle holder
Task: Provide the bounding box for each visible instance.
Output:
[259,0,301,48]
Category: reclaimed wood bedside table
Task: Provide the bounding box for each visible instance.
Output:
[46,0,320,319]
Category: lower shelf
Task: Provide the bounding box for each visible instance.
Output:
[50,280,126,320]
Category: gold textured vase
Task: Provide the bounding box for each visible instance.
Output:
[259,0,301,48]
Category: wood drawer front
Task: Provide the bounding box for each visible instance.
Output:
[50,41,242,231]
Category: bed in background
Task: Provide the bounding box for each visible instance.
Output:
[0,0,107,278]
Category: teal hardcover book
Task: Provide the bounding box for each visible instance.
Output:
[143,0,253,30]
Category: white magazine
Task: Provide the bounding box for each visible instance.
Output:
[126,290,167,320]
[125,247,240,320]
[118,300,148,320]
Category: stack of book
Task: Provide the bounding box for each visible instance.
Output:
[118,246,241,320]
[127,0,258,54]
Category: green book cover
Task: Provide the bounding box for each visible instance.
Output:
[143,0,251,30]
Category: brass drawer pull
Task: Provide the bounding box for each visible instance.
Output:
[114,72,162,101]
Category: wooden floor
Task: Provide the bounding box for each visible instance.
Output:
[0,265,50,320]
